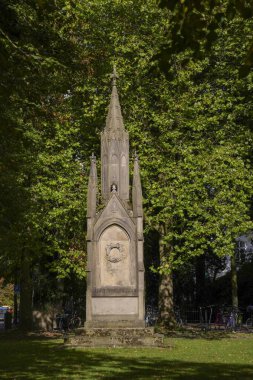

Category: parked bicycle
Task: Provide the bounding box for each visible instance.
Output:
[214,306,243,332]
[145,305,159,326]
[174,307,184,327]
[225,307,242,331]
[56,311,81,331]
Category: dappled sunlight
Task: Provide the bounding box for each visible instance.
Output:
[0,336,253,379]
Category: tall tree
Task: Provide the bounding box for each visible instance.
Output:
[0,0,92,328]
[139,4,253,312]
[0,0,170,328]
[1,0,252,329]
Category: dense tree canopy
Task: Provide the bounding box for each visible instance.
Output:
[158,0,253,75]
[0,0,252,325]
[141,11,253,271]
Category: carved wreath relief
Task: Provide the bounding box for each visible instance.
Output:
[100,225,130,286]
[105,242,126,263]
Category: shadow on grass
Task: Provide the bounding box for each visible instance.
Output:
[0,335,252,379]
[160,326,252,340]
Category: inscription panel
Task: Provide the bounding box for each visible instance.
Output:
[92,297,138,315]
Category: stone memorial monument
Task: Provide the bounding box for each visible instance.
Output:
[86,68,145,328]
[66,69,166,347]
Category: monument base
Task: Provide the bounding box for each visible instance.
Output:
[85,319,145,328]
[64,327,170,348]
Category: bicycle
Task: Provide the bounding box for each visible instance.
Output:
[216,306,242,332]
[56,311,81,331]
[230,307,243,331]
[68,312,82,330]
[145,305,159,326]
[174,307,184,327]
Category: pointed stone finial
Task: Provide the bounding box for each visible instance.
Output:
[110,65,118,86]
[104,66,125,133]
[134,151,139,161]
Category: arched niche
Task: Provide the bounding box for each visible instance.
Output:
[121,154,126,166]
[111,154,118,164]
[99,224,131,287]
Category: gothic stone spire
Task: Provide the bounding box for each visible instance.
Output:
[105,66,125,137]
[101,68,129,201]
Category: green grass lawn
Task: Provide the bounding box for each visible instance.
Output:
[0,331,253,379]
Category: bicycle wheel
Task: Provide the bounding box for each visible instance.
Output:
[69,316,81,329]
[246,317,253,329]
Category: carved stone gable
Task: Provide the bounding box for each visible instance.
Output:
[96,194,131,222]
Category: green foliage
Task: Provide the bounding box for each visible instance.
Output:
[129,8,253,273]
[0,0,91,280]
[158,0,253,74]
[0,0,252,296]
[0,279,13,306]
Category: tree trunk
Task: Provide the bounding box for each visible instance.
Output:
[230,253,238,307]
[195,255,206,307]
[13,287,18,325]
[158,224,175,327]
[159,272,175,327]
[19,255,33,330]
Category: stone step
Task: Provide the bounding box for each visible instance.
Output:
[64,327,171,348]
[85,320,145,328]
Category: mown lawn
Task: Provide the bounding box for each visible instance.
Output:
[0,331,253,379]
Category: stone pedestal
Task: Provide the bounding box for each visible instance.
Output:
[64,327,170,348]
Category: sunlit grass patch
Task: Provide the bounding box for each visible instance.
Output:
[0,332,252,379]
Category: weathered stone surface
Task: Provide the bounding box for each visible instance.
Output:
[92,297,138,315]
[65,328,171,348]
[101,68,129,201]
[85,320,145,328]
[99,225,131,287]
[86,68,144,328]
